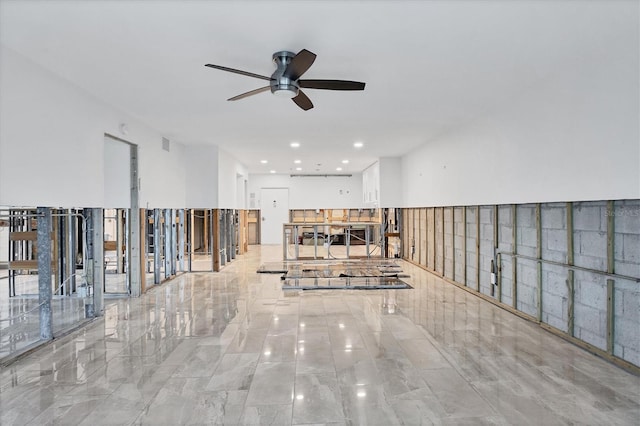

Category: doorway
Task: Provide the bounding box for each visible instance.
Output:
[260,188,289,245]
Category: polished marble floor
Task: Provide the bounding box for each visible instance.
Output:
[0,245,638,425]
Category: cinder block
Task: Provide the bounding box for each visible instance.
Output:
[518,227,537,249]
[574,302,604,337]
[578,230,607,257]
[576,326,606,351]
[498,205,512,226]
[612,200,640,234]
[545,229,568,254]
[542,290,566,319]
[499,225,513,247]
[621,347,640,367]
[466,224,477,240]
[574,202,606,232]
[541,205,565,230]
[518,263,538,287]
[623,234,640,263]
[544,268,568,298]
[480,207,493,224]
[466,207,477,222]
[517,205,536,228]
[574,254,607,272]
[615,318,640,351]
[575,274,605,309]
[544,312,568,333]
[481,224,494,239]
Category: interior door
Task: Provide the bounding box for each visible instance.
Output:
[260,188,289,245]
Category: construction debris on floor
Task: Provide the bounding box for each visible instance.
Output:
[257,259,412,290]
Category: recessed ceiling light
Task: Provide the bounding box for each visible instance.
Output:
[260,160,268,164]
[342,160,349,164]
[336,167,343,171]
[354,142,364,148]
[270,170,276,174]
[294,159,301,164]
[296,167,302,171]
[290,142,300,148]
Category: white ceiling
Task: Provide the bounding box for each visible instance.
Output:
[0,1,631,174]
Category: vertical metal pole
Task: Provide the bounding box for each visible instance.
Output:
[153,209,161,284]
[129,144,141,296]
[294,224,299,260]
[67,209,76,294]
[164,209,171,279]
[178,209,185,272]
[606,200,615,354]
[91,208,104,316]
[37,207,53,340]
[566,202,575,336]
[431,208,436,270]
[536,203,543,322]
[116,209,124,274]
[512,204,518,309]
[365,224,370,258]
[170,209,177,275]
[314,225,318,259]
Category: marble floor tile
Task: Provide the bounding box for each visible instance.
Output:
[239,404,292,426]
[245,361,295,406]
[293,373,345,424]
[205,353,259,392]
[1,246,638,426]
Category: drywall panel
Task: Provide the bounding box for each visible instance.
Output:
[378,157,402,207]
[218,148,248,209]
[248,173,364,210]
[402,21,639,207]
[104,136,131,208]
[185,145,218,208]
[0,45,187,208]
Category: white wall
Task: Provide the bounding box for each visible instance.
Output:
[379,157,402,207]
[0,45,187,208]
[248,173,364,210]
[362,162,379,207]
[104,136,131,208]
[402,32,640,207]
[185,145,218,208]
[217,149,248,209]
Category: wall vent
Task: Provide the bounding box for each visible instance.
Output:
[162,137,170,152]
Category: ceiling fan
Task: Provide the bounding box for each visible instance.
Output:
[205,49,365,111]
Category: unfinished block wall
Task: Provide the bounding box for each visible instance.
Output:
[401,199,640,369]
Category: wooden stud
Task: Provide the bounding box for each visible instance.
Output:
[606,200,615,354]
[452,208,456,282]
[512,204,518,309]
[476,206,480,292]
[441,207,445,276]
[462,206,467,285]
[566,202,574,336]
[536,203,542,322]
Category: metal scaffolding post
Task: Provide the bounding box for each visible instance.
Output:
[37,207,53,340]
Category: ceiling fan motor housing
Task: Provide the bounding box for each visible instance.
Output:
[271,51,299,98]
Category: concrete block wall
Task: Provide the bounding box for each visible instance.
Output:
[453,207,465,283]
[444,207,454,280]
[401,198,640,369]
[497,205,514,307]
[427,208,435,270]
[479,206,494,297]
[465,206,479,290]
[435,208,444,275]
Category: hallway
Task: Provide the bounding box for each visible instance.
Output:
[1,245,638,425]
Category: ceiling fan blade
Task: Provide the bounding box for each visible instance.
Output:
[205,64,271,81]
[283,49,317,81]
[298,79,366,91]
[292,90,313,111]
[227,86,271,101]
